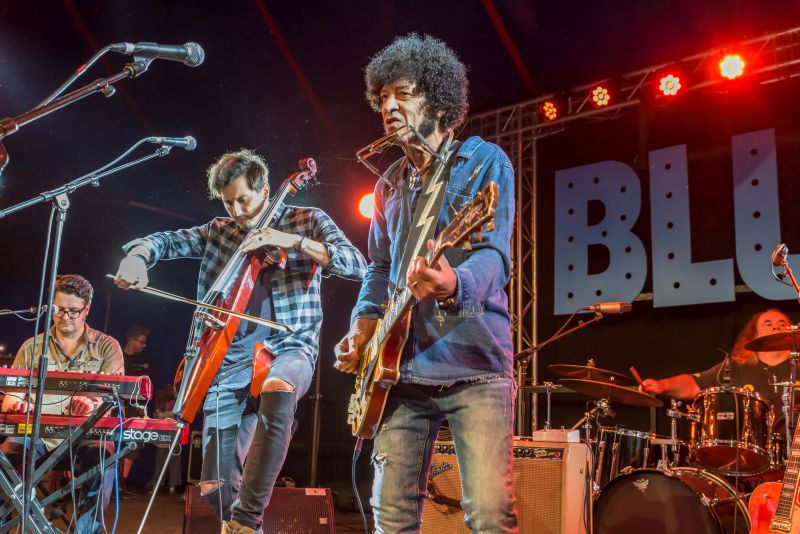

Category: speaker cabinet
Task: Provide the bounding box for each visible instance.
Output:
[422,439,592,534]
[184,485,336,533]
[187,430,203,485]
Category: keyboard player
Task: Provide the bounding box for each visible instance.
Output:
[0,274,123,534]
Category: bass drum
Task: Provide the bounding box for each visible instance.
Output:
[594,468,750,533]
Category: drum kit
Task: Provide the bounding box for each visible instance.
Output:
[536,329,800,533]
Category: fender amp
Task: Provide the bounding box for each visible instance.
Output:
[422,439,592,534]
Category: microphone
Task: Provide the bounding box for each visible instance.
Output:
[146,136,197,151]
[582,302,632,314]
[109,42,205,67]
[721,354,732,385]
[773,243,789,266]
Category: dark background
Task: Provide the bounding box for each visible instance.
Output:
[1,0,799,487]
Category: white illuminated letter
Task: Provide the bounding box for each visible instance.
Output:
[554,161,646,315]
[733,128,798,300]
[649,145,734,307]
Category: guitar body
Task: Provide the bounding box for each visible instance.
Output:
[346,181,500,439]
[350,308,412,438]
[750,479,800,533]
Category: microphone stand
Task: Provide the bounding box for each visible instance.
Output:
[514,312,605,434]
[774,248,800,445]
[0,56,154,141]
[0,142,173,533]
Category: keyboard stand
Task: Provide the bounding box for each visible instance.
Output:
[0,397,115,533]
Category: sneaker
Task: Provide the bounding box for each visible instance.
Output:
[221,520,256,534]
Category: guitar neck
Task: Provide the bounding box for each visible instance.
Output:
[772,417,800,530]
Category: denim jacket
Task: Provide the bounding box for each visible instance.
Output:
[353,136,515,385]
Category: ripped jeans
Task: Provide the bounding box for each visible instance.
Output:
[371,376,518,534]
[200,350,313,531]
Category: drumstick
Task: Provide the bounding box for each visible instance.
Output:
[630,366,644,386]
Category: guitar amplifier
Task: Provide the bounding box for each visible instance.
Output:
[184,485,336,533]
[422,439,592,534]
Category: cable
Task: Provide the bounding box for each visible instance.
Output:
[0,308,47,322]
[37,46,113,108]
[351,437,369,534]
[111,395,122,534]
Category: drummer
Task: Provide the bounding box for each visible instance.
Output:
[641,308,792,407]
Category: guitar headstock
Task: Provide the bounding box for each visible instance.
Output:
[429,181,498,263]
[286,157,318,192]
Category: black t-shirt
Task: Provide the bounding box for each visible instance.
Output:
[693,358,791,408]
[123,350,152,377]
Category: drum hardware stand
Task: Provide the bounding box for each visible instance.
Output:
[665,400,698,467]
[542,382,556,430]
[571,398,615,439]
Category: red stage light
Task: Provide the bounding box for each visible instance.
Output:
[719,54,745,79]
[541,101,558,121]
[659,74,682,96]
[592,86,611,107]
[358,193,375,219]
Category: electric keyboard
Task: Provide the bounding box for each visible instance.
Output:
[0,414,176,444]
[0,369,152,401]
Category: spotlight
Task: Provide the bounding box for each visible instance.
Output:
[720,54,745,79]
[592,86,611,107]
[659,74,682,96]
[541,101,558,121]
[358,193,375,219]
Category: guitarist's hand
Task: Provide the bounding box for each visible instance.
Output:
[335,318,377,374]
[406,240,458,301]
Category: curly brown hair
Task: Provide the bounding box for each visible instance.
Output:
[206,149,269,199]
[731,308,791,364]
[364,34,469,131]
[55,274,93,305]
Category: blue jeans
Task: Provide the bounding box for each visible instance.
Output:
[371,376,518,534]
[200,350,314,530]
[1,437,115,534]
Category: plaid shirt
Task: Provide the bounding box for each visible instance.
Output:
[123,205,366,381]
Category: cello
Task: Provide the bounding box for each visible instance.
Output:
[172,157,318,423]
[130,158,317,534]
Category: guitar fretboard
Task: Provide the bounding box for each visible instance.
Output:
[772,416,800,531]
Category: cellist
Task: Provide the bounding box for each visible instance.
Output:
[114,149,366,534]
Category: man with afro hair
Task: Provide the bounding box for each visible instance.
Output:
[336,34,518,533]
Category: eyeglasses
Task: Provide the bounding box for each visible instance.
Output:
[52,304,87,319]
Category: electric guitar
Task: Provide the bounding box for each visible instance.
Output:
[347,181,499,438]
[749,416,800,533]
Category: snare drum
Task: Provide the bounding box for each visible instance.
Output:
[594,427,655,488]
[692,386,771,475]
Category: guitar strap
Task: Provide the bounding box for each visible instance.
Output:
[395,136,460,291]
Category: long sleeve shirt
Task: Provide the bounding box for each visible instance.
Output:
[353,136,516,386]
[123,204,366,390]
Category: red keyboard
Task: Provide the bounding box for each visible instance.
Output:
[0,369,152,401]
[0,414,177,444]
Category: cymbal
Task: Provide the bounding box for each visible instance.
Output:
[547,364,635,386]
[560,378,663,408]
[745,329,800,352]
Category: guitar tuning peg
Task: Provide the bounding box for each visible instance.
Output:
[461,241,473,251]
